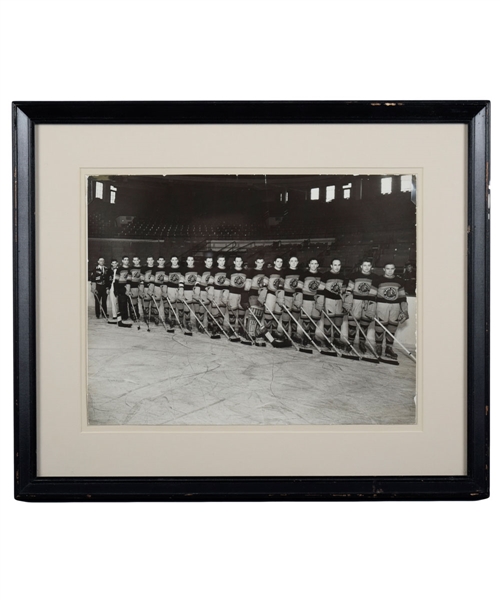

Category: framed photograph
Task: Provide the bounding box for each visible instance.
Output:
[13,101,489,501]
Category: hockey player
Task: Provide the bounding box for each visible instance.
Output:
[105,259,119,323]
[263,256,285,336]
[319,258,347,350]
[373,263,409,360]
[140,256,156,324]
[300,258,323,345]
[151,257,168,325]
[196,256,215,332]
[89,257,108,318]
[114,256,133,327]
[165,255,184,328]
[343,259,377,353]
[281,255,303,342]
[244,257,268,345]
[128,256,142,321]
[211,255,230,333]
[181,255,199,332]
[227,255,248,336]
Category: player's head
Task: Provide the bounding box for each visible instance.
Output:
[383,263,396,278]
[186,255,195,267]
[308,258,319,272]
[274,256,284,269]
[289,256,299,269]
[234,255,243,269]
[360,259,372,275]
[97,257,105,266]
[217,255,226,267]
[170,255,179,267]
[110,259,118,268]
[330,258,341,273]
[122,256,129,266]
[255,258,265,269]
[406,262,414,272]
[132,256,141,266]
[146,256,155,266]
[204,256,213,267]
[157,256,166,266]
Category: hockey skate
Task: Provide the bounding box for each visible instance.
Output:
[380,345,399,365]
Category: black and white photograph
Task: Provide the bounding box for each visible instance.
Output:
[87,173,417,426]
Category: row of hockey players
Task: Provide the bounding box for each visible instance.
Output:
[90,254,410,361]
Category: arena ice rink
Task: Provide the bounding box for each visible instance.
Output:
[87,292,416,426]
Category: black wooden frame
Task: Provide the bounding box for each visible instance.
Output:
[13,101,490,501]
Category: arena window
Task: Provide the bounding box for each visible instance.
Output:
[310,187,320,200]
[95,181,103,199]
[326,185,335,202]
[110,185,117,204]
[342,183,351,199]
[381,176,392,194]
[400,174,412,192]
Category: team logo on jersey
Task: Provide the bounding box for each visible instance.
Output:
[383,286,398,300]
[257,275,265,287]
[156,274,164,282]
[358,282,371,294]
[170,273,180,283]
[186,274,197,284]
[330,282,342,294]
[132,269,140,278]
[216,275,226,285]
[289,277,299,289]
[274,277,284,289]
[233,275,245,287]
[308,279,320,292]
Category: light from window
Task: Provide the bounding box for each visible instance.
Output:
[95,181,103,199]
[310,187,320,200]
[280,191,289,203]
[110,191,116,204]
[342,183,351,199]
[381,177,392,194]
[400,175,412,192]
[326,185,335,202]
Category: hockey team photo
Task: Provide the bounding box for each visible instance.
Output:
[87,174,417,426]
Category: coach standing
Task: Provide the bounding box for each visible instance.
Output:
[90,257,108,318]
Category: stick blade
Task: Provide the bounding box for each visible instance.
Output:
[320,350,337,357]
[379,357,399,366]
[210,334,221,339]
[299,347,313,354]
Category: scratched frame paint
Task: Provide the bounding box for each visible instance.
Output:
[13,101,489,501]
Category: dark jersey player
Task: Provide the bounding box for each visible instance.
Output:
[140,256,156,323]
[89,257,108,318]
[244,257,268,344]
[300,258,323,345]
[196,256,215,332]
[128,256,142,321]
[263,257,285,335]
[343,259,377,353]
[211,255,230,332]
[114,256,133,327]
[227,255,248,336]
[280,256,303,342]
[181,255,198,331]
[319,258,347,349]
[165,255,184,328]
[373,263,409,360]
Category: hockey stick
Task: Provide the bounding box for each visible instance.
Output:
[127,294,141,330]
[373,317,416,363]
[320,309,360,360]
[151,294,174,335]
[299,307,339,357]
[263,305,305,353]
[347,311,379,363]
[277,304,320,355]
[137,294,150,332]
[164,292,192,336]
[211,301,240,341]
[180,297,220,339]
[92,290,108,321]
[226,304,253,345]
[197,300,235,342]
[246,307,275,346]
